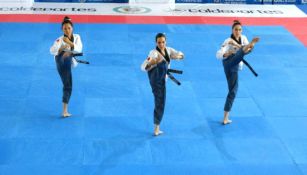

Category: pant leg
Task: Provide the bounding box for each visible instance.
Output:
[223,69,238,112]
[223,48,245,71]
[152,81,166,125]
[56,53,73,104]
[148,62,168,125]
[222,49,243,112]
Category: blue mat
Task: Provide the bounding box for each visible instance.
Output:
[0,23,307,175]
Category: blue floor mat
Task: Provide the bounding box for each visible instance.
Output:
[0,23,307,175]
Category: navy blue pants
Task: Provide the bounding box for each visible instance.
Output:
[55,52,73,104]
[148,61,168,125]
[223,48,245,112]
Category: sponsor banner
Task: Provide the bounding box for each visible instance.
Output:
[36,0,80,2]
[33,0,303,3]
[85,0,128,2]
[271,0,301,4]
[175,0,264,3]
[217,0,263,4]
[35,0,128,2]
[175,0,301,3]
[302,0,307,3]
[0,3,306,17]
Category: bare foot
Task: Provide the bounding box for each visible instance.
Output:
[154,130,164,136]
[63,112,72,118]
[252,37,260,42]
[243,37,260,53]
[154,125,164,136]
[222,119,232,125]
[250,37,260,46]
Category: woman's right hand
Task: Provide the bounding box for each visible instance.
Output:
[148,54,164,66]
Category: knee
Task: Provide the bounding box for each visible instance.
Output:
[227,91,236,100]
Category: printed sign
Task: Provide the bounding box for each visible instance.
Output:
[113,6,151,14]
[175,0,300,3]
[35,0,128,2]
[0,3,306,17]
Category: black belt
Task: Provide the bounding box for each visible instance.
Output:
[167,69,183,85]
[242,59,257,77]
[72,52,90,64]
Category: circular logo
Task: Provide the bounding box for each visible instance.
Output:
[113,6,151,14]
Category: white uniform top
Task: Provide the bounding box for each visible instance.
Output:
[141,47,183,71]
[50,34,82,68]
[50,34,82,56]
[216,35,249,69]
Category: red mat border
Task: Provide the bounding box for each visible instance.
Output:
[0,14,306,46]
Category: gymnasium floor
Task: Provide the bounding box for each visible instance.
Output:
[0,3,307,175]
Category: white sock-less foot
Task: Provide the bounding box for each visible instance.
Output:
[154,130,164,136]
[63,113,72,118]
[222,119,232,125]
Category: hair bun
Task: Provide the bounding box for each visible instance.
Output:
[63,16,71,22]
[233,20,241,24]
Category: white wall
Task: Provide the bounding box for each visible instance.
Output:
[0,0,33,5]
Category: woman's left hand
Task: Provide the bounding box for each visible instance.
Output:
[176,54,184,59]
[176,51,184,59]
[63,37,74,47]
[171,52,184,59]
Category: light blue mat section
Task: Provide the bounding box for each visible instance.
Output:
[0,23,307,175]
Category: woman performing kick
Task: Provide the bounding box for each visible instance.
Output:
[216,20,259,125]
[50,16,83,117]
[141,33,184,136]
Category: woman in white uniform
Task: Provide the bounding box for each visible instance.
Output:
[50,16,83,117]
[141,33,184,136]
[216,20,259,125]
